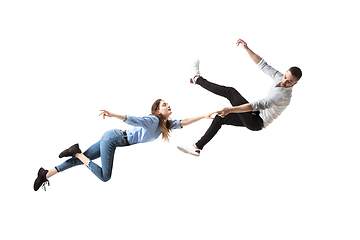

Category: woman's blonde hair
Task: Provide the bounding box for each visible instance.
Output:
[150,99,173,142]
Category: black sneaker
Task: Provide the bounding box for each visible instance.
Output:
[59,143,82,158]
[33,167,50,191]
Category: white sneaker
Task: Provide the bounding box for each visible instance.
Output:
[177,145,201,157]
[190,59,200,84]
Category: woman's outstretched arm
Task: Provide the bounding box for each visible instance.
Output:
[99,110,127,121]
[180,112,216,127]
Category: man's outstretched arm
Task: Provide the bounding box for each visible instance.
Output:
[215,39,262,118]
[236,39,262,64]
[217,103,253,118]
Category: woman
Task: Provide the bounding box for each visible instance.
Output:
[34,99,214,191]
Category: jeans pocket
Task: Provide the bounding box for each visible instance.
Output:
[102,130,119,142]
[117,138,128,146]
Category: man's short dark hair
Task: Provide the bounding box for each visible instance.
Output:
[289,67,302,81]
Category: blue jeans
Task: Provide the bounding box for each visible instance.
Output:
[55,129,129,182]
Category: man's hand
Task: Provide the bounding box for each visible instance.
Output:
[236,39,248,49]
[217,103,254,118]
[217,107,233,118]
[236,38,261,64]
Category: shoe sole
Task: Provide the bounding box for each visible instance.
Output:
[190,60,200,82]
[177,146,200,157]
[33,167,45,191]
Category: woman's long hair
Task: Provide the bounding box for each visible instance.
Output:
[150,99,173,142]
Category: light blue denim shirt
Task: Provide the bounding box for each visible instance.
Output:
[124,115,182,145]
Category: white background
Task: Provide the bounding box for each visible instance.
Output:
[1,0,359,239]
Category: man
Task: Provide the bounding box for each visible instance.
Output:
[177,39,302,157]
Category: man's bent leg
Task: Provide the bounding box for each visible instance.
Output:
[196,77,249,106]
[197,77,263,131]
[196,114,244,150]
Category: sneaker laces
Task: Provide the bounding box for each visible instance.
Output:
[41,179,50,191]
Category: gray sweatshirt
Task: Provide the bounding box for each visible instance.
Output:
[251,59,293,128]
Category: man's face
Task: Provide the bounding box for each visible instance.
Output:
[281,71,298,88]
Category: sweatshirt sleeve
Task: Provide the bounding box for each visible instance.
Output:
[252,88,289,111]
[251,97,276,111]
[258,59,283,80]
[124,115,159,128]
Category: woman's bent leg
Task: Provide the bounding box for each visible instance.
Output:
[55,156,85,173]
[86,130,127,182]
[46,168,58,179]
[86,139,116,182]
[55,140,101,173]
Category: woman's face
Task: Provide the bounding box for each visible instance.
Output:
[156,100,172,119]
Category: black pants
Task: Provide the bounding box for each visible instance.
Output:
[196,77,264,150]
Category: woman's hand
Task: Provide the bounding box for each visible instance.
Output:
[204,111,218,119]
[217,107,232,118]
[99,110,114,119]
[180,112,217,127]
[99,110,127,121]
